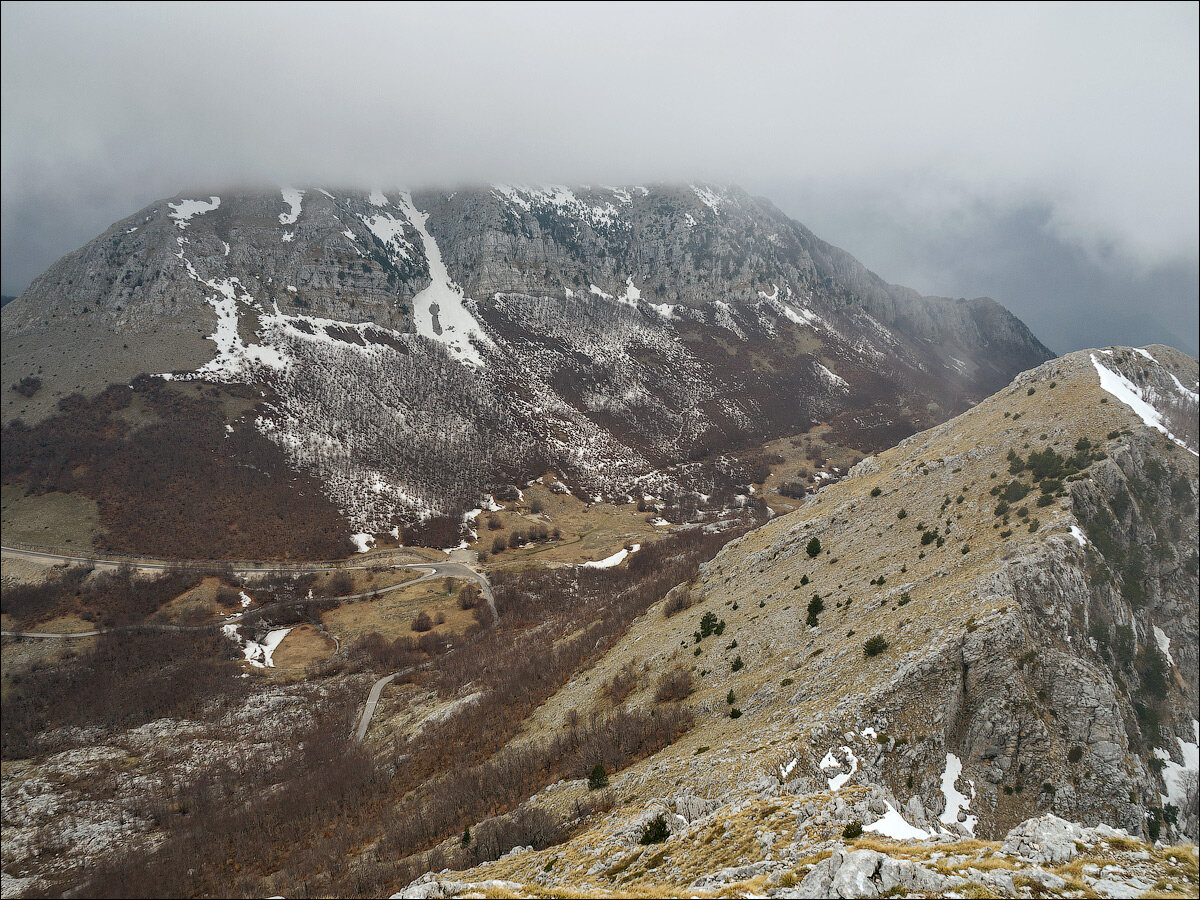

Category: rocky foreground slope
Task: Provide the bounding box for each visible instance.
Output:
[400,346,1198,898]
[2,185,1050,543]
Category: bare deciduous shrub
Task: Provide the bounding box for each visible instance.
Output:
[0,380,354,559]
[601,661,639,703]
[663,585,697,617]
[44,518,756,900]
[654,668,694,702]
[10,375,42,397]
[458,584,480,610]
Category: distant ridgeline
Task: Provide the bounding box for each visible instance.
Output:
[1,184,1052,554]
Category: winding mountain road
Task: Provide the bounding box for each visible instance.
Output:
[0,545,496,634]
[2,542,497,744]
[352,563,496,741]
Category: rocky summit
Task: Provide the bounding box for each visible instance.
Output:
[2,184,1050,547]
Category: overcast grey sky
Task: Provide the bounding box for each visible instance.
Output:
[2,1,1197,354]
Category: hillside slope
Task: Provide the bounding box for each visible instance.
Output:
[2,185,1051,550]
[410,345,1198,896]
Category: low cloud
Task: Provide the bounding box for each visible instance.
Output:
[3,3,1196,351]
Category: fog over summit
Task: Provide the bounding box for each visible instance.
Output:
[2,2,1197,353]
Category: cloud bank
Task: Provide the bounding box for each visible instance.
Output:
[3,2,1196,352]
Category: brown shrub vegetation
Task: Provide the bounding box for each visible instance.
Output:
[0,565,204,629]
[39,516,758,898]
[654,667,694,702]
[601,660,640,703]
[664,585,697,617]
[1,629,245,759]
[1,379,353,559]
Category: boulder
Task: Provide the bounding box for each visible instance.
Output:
[1002,813,1080,864]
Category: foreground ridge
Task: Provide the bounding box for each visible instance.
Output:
[395,346,1198,897]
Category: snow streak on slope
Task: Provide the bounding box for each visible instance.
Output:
[278,188,304,225]
[390,191,492,367]
[1154,720,1199,811]
[1091,354,1199,456]
[691,184,731,213]
[169,239,288,379]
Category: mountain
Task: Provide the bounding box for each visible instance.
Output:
[2,185,1052,554]
[394,345,1199,897]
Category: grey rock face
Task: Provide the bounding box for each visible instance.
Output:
[672,794,720,823]
[4,184,1053,531]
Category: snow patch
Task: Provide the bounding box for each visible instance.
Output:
[865,802,931,841]
[1154,720,1199,811]
[618,277,642,306]
[278,187,304,225]
[171,250,288,380]
[222,623,293,668]
[350,533,375,553]
[1168,371,1200,403]
[1069,525,1088,546]
[1153,626,1174,665]
[169,196,220,229]
[360,210,414,262]
[820,746,859,791]
[583,544,640,569]
[492,184,622,229]
[243,627,292,668]
[815,361,849,391]
[691,184,729,213]
[939,753,977,833]
[392,191,493,367]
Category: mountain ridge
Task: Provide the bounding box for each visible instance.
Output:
[389,344,1198,896]
[3,183,1053,550]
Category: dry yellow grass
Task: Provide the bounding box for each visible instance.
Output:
[433,351,1200,892]
[0,483,101,549]
[755,426,864,515]
[471,478,670,568]
[271,623,336,668]
[150,575,226,624]
[322,575,480,644]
